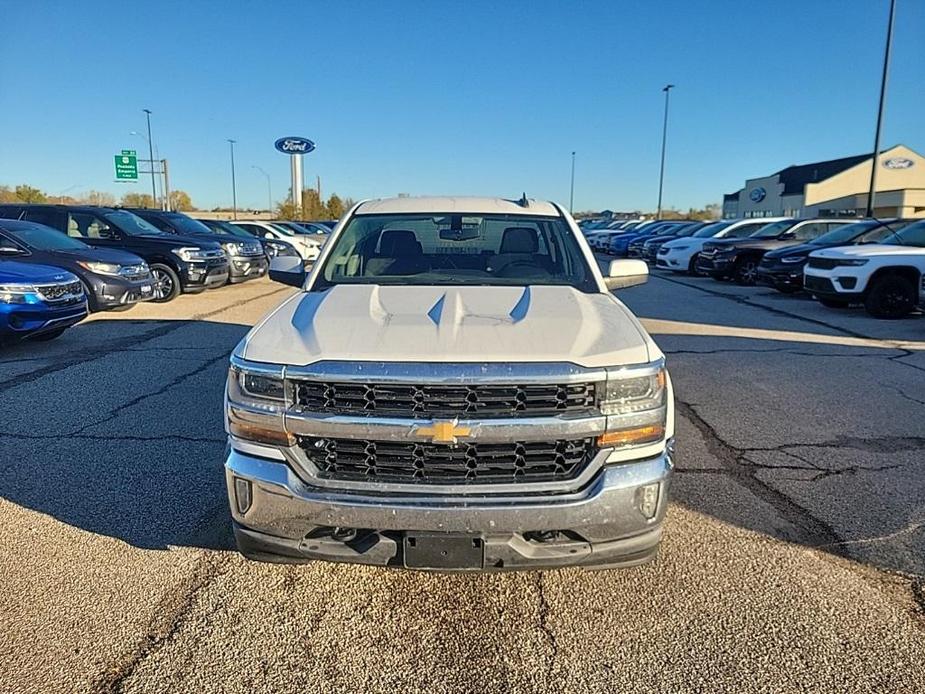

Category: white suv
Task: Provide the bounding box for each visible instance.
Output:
[657,217,789,274]
[233,221,322,262]
[804,220,925,318]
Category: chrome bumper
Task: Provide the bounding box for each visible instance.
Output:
[225,445,672,570]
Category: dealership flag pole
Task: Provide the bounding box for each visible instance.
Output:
[569,151,576,214]
[143,109,156,208]
[866,0,896,218]
[656,84,674,221]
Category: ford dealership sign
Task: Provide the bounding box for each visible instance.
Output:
[883,157,914,170]
[749,187,766,203]
[275,137,315,155]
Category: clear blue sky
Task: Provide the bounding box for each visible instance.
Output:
[1,0,923,212]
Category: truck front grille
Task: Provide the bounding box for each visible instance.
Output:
[299,436,595,484]
[292,381,596,418]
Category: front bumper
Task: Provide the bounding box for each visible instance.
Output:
[0,300,88,339]
[225,446,672,571]
[803,270,863,298]
[696,254,734,276]
[756,265,804,290]
[88,275,155,311]
[227,255,269,283]
[180,258,230,292]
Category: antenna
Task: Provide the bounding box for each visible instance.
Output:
[518,192,529,208]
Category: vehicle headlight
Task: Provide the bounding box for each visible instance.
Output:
[598,363,667,448]
[833,259,869,267]
[222,242,243,256]
[171,247,210,262]
[226,358,293,446]
[77,260,122,276]
[0,283,39,304]
[780,255,805,264]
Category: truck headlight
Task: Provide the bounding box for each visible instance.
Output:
[598,363,667,447]
[0,283,39,304]
[226,358,293,446]
[171,247,210,262]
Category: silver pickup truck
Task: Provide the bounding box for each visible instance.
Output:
[224,196,674,571]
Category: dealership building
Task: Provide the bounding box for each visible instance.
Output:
[722,144,925,220]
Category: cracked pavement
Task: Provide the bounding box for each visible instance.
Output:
[1,273,924,693]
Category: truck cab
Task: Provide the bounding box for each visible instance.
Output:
[224,196,674,571]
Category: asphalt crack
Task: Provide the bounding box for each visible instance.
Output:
[91,552,229,694]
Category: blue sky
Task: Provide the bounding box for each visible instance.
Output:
[1,0,922,212]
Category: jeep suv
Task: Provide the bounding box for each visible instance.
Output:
[0,205,228,302]
[224,196,674,571]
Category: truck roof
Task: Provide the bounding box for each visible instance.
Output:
[354,196,562,217]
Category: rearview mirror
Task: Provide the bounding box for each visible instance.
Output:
[604,259,648,290]
[268,255,306,288]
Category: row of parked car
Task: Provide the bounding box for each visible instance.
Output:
[580,216,925,319]
[0,204,335,344]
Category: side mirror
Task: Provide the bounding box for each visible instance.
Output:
[268,255,306,288]
[604,259,648,290]
[780,231,796,240]
[97,227,118,240]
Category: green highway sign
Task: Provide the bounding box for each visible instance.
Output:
[114,153,138,181]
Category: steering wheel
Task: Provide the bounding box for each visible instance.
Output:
[495,260,543,277]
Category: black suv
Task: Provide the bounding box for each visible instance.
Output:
[757,219,915,293]
[126,209,267,283]
[196,218,299,259]
[0,204,228,302]
[697,219,852,285]
[0,219,154,311]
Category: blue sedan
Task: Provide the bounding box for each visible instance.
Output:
[0,260,88,343]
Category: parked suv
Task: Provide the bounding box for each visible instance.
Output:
[657,218,788,275]
[804,220,925,318]
[0,204,228,302]
[757,219,914,293]
[127,209,267,284]
[0,261,88,343]
[0,219,153,312]
[232,220,322,262]
[698,219,851,284]
[225,196,674,571]
[196,218,300,259]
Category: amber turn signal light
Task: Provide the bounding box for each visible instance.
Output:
[229,421,296,446]
[597,424,665,447]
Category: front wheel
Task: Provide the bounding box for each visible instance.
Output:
[687,254,703,276]
[864,274,916,319]
[149,264,181,303]
[734,258,759,285]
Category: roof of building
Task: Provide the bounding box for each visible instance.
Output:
[723,191,741,202]
[355,196,561,216]
[775,153,871,195]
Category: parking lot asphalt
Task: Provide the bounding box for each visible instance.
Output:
[1,273,924,693]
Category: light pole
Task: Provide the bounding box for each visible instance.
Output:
[143,109,157,207]
[252,165,272,212]
[130,130,160,207]
[866,0,896,218]
[656,84,674,220]
[228,139,238,219]
[569,151,576,214]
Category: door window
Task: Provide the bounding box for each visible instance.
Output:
[23,208,64,230]
[68,212,114,239]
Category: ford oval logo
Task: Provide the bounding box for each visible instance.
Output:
[274,137,315,155]
[883,157,914,170]
[749,187,766,203]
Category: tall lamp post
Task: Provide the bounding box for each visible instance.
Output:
[656,84,675,220]
[130,129,160,208]
[569,151,576,214]
[143,109,157,206]
[227,139,238,219]
[866,0,896,218]
[252,165,272,212]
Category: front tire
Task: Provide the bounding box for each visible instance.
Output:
[734,258,759,285]
[687,254,703,276]
[864,274,916,319]
[149,264,181,303]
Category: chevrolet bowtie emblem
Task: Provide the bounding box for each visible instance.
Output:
[414,420,472,444]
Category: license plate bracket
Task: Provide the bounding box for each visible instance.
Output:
[403,533,484,570]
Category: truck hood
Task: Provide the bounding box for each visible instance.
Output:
[811,244,925,259]
[241,284,655,368]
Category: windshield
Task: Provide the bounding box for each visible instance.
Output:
[749,220,796,238]
[315,213,596,291]
[214,221,254,239]
[103,210,166,236]
[693,221,734,238]
[162,213,213,236]
[269,223,296,236]
[5,224,89,251]
[880,220,925,247]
